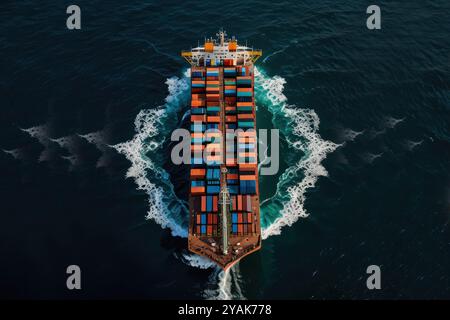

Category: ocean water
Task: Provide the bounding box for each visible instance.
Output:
[1,0,449,299]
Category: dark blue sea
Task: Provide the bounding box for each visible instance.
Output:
[1,0,449,299]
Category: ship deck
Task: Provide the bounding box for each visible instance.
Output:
[188,64,261,270]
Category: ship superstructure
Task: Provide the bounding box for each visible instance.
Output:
[183,30,262,269]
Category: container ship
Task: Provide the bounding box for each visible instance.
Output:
[181,31,262,270]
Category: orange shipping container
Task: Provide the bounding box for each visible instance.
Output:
[191,186,205,194]
[227,173,238,180]
[207,116,220,123]
[239,163,257,170]
[237,87,252,92]
[237,102,253,107]
[213,196,218,212]
[191,168,206,177]
[191,100,206,107]
[238,114,254,120]
[240,175,256,181]
[226,116,236,122]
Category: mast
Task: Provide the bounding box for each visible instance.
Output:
[219,171,230,255]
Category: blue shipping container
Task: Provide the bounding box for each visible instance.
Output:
[237,91,252,97]
[207,186,220,194]
[191,180,205,187]
[191,108,205,115]
[207,196,212,211]
[191,158,203,165]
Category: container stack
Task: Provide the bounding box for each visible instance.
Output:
[190,68,206,172]
[190,65,258,238]
[193,195,219,236]
[230,195,256,235]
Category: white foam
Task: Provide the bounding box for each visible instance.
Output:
[78,131,113,168]
[254,67,339,239]
[384,116,405,129]
[113,73,190,238]
[405,139,423,151]
[21,124,54,162]
[180,253,216,270]
[340,128,365,141]
[202,264,246,300]
[20,125,50,146]
[2,148,24,160]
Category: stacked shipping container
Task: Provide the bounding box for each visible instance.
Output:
[190,65,258,237]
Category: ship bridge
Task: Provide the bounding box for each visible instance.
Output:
[182,30,262,66]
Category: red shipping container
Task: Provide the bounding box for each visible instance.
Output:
[238,195,243,211]
[201,196,206,212]
[238,224,243,234]
[207,226,212,236]
[213,214,218,224]
[196,226,201,234]
[247,213,252,223]
[196,214,201,224]
[208,214,212,224]
[238,213,243,223]
[213,196,218,212]
[191,115,206,122]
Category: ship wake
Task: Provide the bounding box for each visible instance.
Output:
[115,67,337,299]
[254,68,339,239]
[113,74,190,238]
